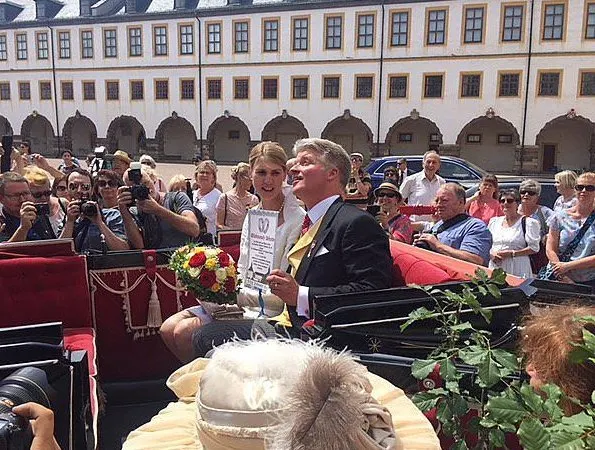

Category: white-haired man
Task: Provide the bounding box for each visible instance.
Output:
[400,150,445,221]
[191,138,392,355]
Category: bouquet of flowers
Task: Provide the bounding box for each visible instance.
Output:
[169,244,239,305]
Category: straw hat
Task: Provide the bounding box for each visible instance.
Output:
[374,182,402,199]
[113,150,132,164]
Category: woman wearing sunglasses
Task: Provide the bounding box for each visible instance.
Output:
[23,166,68,238]
[93,170,123,209]
[374,182,414,244]
[51,177,69,199]
[487,189,540,278]
[546,172,595,289]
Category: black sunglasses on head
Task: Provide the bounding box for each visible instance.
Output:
[520,190,537,196]
[376,192,397,198]
[575,184,595,192]
[499,198,516,204]
[97,180,119,188]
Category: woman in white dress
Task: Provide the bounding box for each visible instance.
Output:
[488,189,540,278]
[192,160,221,236]
[161,142,305,362]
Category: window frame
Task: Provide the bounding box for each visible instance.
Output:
[324,14,343,50]
[103,28,118,58]
[354,74,375,99]
[180,78,195,100]
[585,2,595,40]
[537,69,563,97]
[500,3,525,43]
[18,81,31,100]
[80,30,94,59]
[578,69,595,96]
[39,81,52,100]
[389,9,410,47]
[356,12,376,49]
[153,25,168,57]
[0,35,7,61]
[262,18,280,52]
[206,21,222,55]
[0,82,10,101]
[61,81,74,101]
[233,20,249,54]
[388,73,409,99]
[82,81,96,101]
[233,77,250,100]
[207,78,223,100]
[541,1,567,41]
[179,23,194,55]
[128,26,143,57]
[459,72,483,98]
[36,31,49,60]
[462,5,486,44]
[16,33,28,60]
[130,80,144,101]
[425,7,449,46]
[261,76,279,100]
[292,16,309,52]
[106,80,119,101]
[423,73,445,99]
[292,76,309,100]
[58,30,71,59]
[322,75,341,99]
[154,79,169,100]
[497,70,522,97]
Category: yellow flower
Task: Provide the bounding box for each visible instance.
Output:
[183,260,190,269]
[226,265,236,277]
[188,267,200,278]
[215,268,228,283]
[205,248,218,258]
[212,283,221,293]
[205,257,217,270]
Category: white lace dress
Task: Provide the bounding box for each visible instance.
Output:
[487,216,540,278]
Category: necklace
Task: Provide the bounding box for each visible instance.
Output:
[261,195,285,213]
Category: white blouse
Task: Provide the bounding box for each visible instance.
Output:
[488,216,540,278]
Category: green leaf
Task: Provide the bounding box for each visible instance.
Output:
[477,354,502,388]
[486,396,528,424]
[488,428,506,448]
[541,384,565,420]
[561,411,594,429]
[517,417,550,450]
[411,359,438,380]
[411,391,442,412]
[450,322,474,332]
[436,398,454,423]
[439,357,459,382]
[486,283,502,299]
[549,430,586,450]
[479,417,498,429]
[582,328,595,351]
[451,394,469,417]
[459,346,487,365]
[592,390,595,405]
[400,306,434,331]
[445,380,460,394]
[520,384,544,414]
[451,441,469,450]
[491,349,519,371]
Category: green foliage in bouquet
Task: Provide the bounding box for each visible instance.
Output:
[169,244,239,305]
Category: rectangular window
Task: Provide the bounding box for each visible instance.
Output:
[399,133,413,143]
[293,77,308,99]
[498,134,513,144]
[389,75,407,98]
[467,134,482,144]
[81,31,93,59]
[131,80,144,100]
[355,76,373,98]
[37,33,49,60]
[587,3,595,39]
[234,21,249,53]
[207,79,222,99]
[461,74,481,97]
[179,25,194,54]
[464,7,485,43]
[424,74,443,98]
[104,29,117,58]
[181,79,195,99]
[263,20,279,52]
[391,11,409,46]
[106,81,119,100]
[538,72,561,96]
[0,35,7,61]
[61,81,73,100]
[0,83,10,100]
[83,81,95,100]
[129,27,142,57]
[40,81,51,100]
[580,72,595,96]
[19,82,30,100]
[262,78,278,99]
[543,4,564,40]
[59,31,71,59]
[323,76,340,98]
[427,9,447,45]
[357,14,375,48]
[502,5,523,41]
[155,80,169,99]
[326,16,342,49]
[154,26,168,56]
[499,73,520,96]
[208,23,221,54]
[293,18,308,51]
[16,34,28,60]
[234,79,249,99]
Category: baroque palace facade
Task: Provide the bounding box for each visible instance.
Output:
[0,0,594,173]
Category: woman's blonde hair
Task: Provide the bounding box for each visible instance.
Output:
[231,162,250,180]
[521,303,595,414]
[23,166,50,187]
[168,174,187,192]
[555,170,578,190]
[248,141,287,170]
[577,171,595,185]
[195,160,218,184]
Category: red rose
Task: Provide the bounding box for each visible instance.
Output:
[218,252,231,267]
[224,277,236,293]
[199,269,217,288]
[189,252,206,268]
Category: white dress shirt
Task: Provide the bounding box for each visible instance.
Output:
[399,171,445,221]
[296,195,340,318]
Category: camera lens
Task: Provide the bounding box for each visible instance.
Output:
[81,202,98,217]
[0,367,52,414]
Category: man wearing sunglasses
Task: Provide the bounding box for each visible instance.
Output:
[0,171,55,243]
[60,168,129,252]
[23,166,68,238]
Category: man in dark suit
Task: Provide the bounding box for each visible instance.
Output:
[192,138,392,354]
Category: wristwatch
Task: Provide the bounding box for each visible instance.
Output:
[512,250,516,258]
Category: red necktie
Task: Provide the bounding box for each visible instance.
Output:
[301,215,312,237]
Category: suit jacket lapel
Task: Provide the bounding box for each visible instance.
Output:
[295,198,344,283]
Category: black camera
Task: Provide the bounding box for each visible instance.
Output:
[0,367,54,450]
[78,196,98,218]
[413,240,433,251]
[128,162,150,202]
[130,185,150,201]
[34,203,50,216]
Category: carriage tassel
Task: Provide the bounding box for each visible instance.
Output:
[146,278,163,329]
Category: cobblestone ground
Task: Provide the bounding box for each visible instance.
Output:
[48,159,237,192]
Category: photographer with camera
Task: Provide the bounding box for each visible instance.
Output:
[117,163,201,249]
[0,172,56,243]
[10,403,61,450]
[60,168,129,252]
[413,183,492,266]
